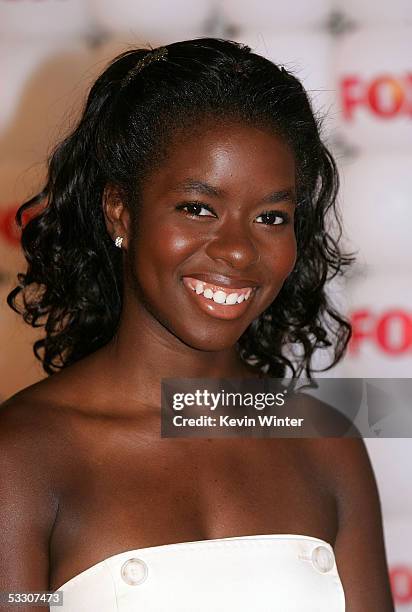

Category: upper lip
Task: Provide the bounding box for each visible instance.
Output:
[182,273,260,289]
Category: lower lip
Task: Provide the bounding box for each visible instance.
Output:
[182,277,257,321]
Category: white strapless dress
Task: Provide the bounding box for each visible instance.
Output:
[51,534,345,611]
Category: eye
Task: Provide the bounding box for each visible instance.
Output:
[176,202,217,218]
[255,211,289,226]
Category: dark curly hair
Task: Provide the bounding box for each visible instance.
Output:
[7,37,354,378]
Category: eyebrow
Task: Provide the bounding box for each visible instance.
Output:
[172,178,296,205]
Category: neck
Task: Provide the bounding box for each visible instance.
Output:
[98,297,257,411]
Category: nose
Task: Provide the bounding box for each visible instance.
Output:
[204,222,260,269]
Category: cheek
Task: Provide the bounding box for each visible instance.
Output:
[262,231,297,282]
[133,220,198,282]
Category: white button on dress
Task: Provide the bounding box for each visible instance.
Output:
[120,558,148,585]
[311,545,335,573]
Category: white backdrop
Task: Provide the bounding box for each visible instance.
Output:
[0,1,410,608]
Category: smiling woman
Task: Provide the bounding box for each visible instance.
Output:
[121,122,299,341]
[1,38,394,612]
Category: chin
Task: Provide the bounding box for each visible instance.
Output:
[170,321,247,353]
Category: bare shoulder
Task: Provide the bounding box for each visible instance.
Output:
[302,436,375,498]
[0,371,88,489]
[1,345,106,426]
[308,436,384,535]
[303,432,394,611]
[303,435,394,608]
[0,383,77,592]
[1,377,73,443]
[286,389,362,475]
[0,387,73,502]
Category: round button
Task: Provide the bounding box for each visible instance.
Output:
[311,545,335,573]
[120,558,148,585]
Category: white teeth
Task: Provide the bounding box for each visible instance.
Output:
[225,293,239,305]
[213,290,227,304]
[186,278,254,306]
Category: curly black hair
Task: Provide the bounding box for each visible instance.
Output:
[7,37,354,378]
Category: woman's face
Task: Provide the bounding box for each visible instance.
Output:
[128,119,297,351]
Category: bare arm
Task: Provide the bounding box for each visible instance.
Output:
[0,400,59,612]
[332,438,395,612]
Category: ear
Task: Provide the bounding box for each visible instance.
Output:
[102,184,131,250]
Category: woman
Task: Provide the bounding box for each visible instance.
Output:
[1,38,394,611]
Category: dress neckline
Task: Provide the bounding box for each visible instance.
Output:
[53,533,334,592]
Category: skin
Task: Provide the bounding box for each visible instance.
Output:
[0,120,394,611]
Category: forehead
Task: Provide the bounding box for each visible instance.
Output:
[143,120,296,197]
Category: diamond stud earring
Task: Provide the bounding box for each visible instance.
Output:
[114,236,124,248]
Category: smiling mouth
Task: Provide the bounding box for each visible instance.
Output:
[182,276,258,320]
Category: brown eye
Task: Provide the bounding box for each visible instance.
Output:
[177,202,216,217]
[255,211,289,225]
